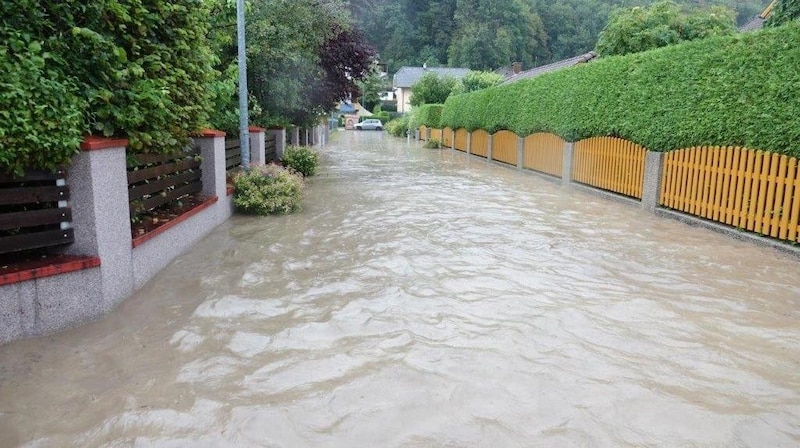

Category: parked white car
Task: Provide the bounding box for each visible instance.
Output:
[355,119,383,131]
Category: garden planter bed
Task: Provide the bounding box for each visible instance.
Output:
[0,254,101,286]
[131,195,217,248]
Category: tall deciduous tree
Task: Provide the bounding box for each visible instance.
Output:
[410,72,458,106]
[766,0,800,26]
[595,1,736,57]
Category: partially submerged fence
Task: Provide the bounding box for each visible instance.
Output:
[661,147,800,243]
[573,137,645,199]
[0,170,73,256]
[225,139,242,173]
[421,125,800,248]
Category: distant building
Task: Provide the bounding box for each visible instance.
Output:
[501,52,597,85]
[392,66,471,113]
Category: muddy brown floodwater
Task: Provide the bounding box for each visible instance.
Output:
[1,131,800,447]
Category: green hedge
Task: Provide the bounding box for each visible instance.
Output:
[416,104,444,129]
[1,1,214,175]
[441,23,800,156]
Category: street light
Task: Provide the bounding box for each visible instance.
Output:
[237,0,250,166]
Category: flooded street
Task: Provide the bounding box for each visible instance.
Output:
[1,130,799,447]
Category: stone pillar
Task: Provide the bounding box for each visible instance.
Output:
[268,128,287,160]
[562,142,574,186]
[248,126,266,166]
[516,136,524,169]
[426,127,431,141]
[466,132,472,156]
[305,128,310,146]
[451,130,456,150]
[642,150,664,211]
[291,126,300,146]
[193,130,227,200]
[65,137,134,310]
[487,133,494,161]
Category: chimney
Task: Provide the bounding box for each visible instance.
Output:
[512,62,522,75]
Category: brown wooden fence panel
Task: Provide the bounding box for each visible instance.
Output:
[442,128,453,147]
[266,133,277,156]
[573,137,645,199]
[430,128,443,142]
[492,130,518,165]
[225,139,242,172]
[127,147,203,219]
[660,146,800,243]
[523,133,564,178]
[419,126,428,141]
[454,129,468,152]
[0,169,74,255]
[471,130,489,158]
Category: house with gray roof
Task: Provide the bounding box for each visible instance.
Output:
[502,51,597,85]
[393,66,471,113]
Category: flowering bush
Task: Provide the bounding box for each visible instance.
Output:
[281,145,320,177]
[233,164,305,215]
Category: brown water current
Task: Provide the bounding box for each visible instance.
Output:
[1,131,800,447]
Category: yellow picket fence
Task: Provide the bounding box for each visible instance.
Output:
[419,125,428,141]
[523,133,564,178]
[471,129,489,158]
[442,128,453,147]
[661,147,800,242]
[492,131,518,165]
[573,137,645,199]
[430,128,443,142]
[454,129,468,152]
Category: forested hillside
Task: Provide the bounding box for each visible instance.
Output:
[347,0,771,71]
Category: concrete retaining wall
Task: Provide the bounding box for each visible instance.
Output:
[0,128,269,344]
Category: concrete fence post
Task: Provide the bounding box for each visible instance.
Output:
[193,130,227,201]
[466,132,472,156]
[305,128,310,146]
[517,136,524,169]
[248,126,266,166]
[562,142,575,186]
[291,126,300,146]
[65,137,134,310]
[268,128,287,160]
[451,130,456,149]
[642,150,664,211]
[487,133,494,161]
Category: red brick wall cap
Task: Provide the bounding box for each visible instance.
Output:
[80,136,129,151]
[195,129,226,138]
[248,126,266,133]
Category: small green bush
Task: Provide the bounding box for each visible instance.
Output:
[281,145,320,177]
[441,23,800,156]
[423,138,442,149]
[386,115,410,137]
[233,164,305,215]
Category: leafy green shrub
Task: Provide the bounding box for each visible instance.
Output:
[386,115,410,137]
[233,164,305,215]
[281,145,320,177]
[416,104,444,128]
[423,138,442,149]
[1,1,214,174]
[441,23,800,157]
[0,35,86,175]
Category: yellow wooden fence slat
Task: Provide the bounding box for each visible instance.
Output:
[779,157,795,240]
[788,159,800,242]
[711,147,725,221]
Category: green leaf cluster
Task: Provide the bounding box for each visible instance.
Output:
[281,145,320,177]
[385,115,411,137]
[416,104,445,129]
[1,0,215,174]
[766,0,800,27]
[410,73,458,107]
[441,22,800,156]
[595,1,736,57]
[233,164,305,215]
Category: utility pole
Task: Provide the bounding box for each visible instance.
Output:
[237,0,250,166]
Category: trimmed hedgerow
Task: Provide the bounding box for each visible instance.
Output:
[1,1,214,175]
[415,104,444,129]
[441,22,800,156]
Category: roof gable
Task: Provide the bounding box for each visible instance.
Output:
[502,52,597,84]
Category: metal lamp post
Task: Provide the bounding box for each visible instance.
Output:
[237,0,250,166]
